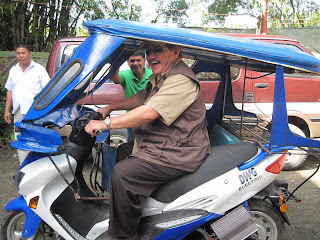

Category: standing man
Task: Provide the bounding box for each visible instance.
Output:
[4,43,50,165]
[109,50,152,142]
[85,41,210,240]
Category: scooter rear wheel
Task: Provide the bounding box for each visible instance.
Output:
[248,199,284,240]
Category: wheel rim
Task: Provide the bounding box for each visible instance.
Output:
[284,124,307,169]
[5,212,44,240]
[250,210,279,240]
[110,135,127,148]
[285,148,306,165]
[6,212,25,240]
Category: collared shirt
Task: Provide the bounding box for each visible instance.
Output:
[5,60,50,115]
[133,61,200,154]
[145,73,199,126]
[118,67,152,99]
[136,60,199,126]
[132,60,210,171]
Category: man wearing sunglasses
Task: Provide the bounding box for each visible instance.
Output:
[85,41,210,240]
[109,50,152,142]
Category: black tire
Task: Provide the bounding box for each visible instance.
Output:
[1,210,44,240]
[1,210,64,240]
[283,123,308,170]
[248,199,284,240]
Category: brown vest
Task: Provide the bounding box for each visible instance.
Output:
[133,61,210,172]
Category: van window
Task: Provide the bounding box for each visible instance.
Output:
[182,58,196,67]
[61,45,78,65]
[35,59,83,110]
[75,63,112,90]
[195,67,240,82]
[230,67,241,80]
[196,72,221,81]
[54,44,79,75]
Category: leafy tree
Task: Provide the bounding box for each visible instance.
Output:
[202,0,320,28]
[153,0,189,24]
[108,0,142,21]
[0,0,14,50]
[204,0,248,26]
[164,0,189,23]
[0,76,14,145]
[0,0,142,52]
[266,0,320,28]
[1,0,319,52]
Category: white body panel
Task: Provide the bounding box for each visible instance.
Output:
[17,149,283,239]
[143,151,282,216]
[19,155,77,240]
[86,220,110,239]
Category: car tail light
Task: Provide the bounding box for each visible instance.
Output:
[265,151,287,174]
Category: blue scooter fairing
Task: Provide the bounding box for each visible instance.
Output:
[5,196,42,238]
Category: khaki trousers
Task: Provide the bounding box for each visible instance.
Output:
[14,109,29,165]
[108,156,187,239]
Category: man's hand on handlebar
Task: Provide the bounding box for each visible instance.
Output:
[85,119,107,137]
[97,106,112,119]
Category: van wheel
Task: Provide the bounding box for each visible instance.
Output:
[282,123,307,171]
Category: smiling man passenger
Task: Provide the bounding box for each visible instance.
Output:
[110,50,152,142]
[85,41,210,240]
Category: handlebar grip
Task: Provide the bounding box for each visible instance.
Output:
[94,129,102,136]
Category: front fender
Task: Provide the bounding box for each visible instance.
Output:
[5,195,42,238]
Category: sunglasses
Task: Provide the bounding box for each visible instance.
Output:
[145,46,167,56]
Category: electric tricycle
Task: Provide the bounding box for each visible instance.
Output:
[2,19,320,240]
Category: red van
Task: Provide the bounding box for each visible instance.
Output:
[46,34,320,170]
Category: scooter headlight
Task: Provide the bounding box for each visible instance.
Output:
[14,171,25,191]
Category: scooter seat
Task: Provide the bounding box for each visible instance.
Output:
[151,142,258,203]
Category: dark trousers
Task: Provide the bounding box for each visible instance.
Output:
[108,156,187,239]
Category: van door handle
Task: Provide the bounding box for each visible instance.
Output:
[255,83,268,88]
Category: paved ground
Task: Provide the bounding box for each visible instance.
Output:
[1,146,320,239]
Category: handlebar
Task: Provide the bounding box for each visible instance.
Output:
[94,129,102,136]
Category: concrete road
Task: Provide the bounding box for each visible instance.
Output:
[1,146,320,239]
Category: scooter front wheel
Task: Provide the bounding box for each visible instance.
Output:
[1,210,45,240]
[1,210,65,240]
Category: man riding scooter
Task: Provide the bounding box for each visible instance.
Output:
[85,41,211,240]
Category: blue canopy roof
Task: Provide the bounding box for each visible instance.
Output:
[83,19,320,74]
[12,19,320,153]
[24,19,320,121]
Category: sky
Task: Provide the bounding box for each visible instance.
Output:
[132,0,259,29]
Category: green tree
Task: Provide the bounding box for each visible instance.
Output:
[0,0,14,50]
[108,0,142,20]
[164,0,189,23]
[204,0,248,26]
[153,0,189,24]
[266,0,320,28]
[0,0,142,52]
[202,0,320,27]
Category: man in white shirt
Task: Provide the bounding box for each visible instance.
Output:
[4,43,50,164]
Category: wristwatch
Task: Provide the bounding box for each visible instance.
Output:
[104,117,112,130]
